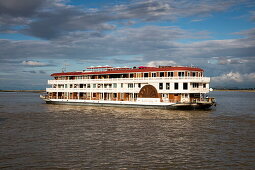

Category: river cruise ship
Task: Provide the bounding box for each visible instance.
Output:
[41,65,216,109]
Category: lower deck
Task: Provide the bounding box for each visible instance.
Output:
[46,92,212,104]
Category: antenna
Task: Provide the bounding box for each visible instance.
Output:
[62,63,70,72]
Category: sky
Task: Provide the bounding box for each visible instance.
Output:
[0,0,255,90]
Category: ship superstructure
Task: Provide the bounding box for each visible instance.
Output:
[41,65,216,109]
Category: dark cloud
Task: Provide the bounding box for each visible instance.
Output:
[0,0,244,39]
[23,8,116,39]
[22,70,36,74]
[0,0,44,17]
[39,70,46,74]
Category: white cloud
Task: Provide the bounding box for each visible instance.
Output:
[22,60,48,66]
[212,72,255,83]
[208,57,250,65]
[146,60,176,67]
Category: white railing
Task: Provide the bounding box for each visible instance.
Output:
[48,77,210,84]
[46,87,209,93]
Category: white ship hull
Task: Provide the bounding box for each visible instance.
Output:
[41,97,215,110]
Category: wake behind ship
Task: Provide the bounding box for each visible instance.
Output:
[41,65,216,109]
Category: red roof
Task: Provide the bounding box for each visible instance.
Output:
[51,66,204,76]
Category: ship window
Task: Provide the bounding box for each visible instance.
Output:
[128,83,133,88]
[113,83,117,88]
[174,83,178,90]
[130,73,134,78]
[166,83,170,90]
[192,72,196,77]
[138,83,141,88]
[159,83,163,90]
[93,93,96,97]
[203,83,206,88]
[183,83,188,90]
[80,84,83,88]
[144,73,149,77]
[168,72,174,77]
[113,93,117,98]
[84,84,86,88]
[178,72,184,77]
[152,72,156,77]
[193,94,200,98]
[65,84,67,88]
[160,72,164,77]
[192,83,199,88]
[87,84,90,88]
[93,84,96,88]
[70,84,73,88]
[121,83,123,88]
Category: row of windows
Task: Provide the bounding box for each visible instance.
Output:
[159,83,207,90]
[159,82,188,90]
[53,83,142,89]
[53,83,207,89]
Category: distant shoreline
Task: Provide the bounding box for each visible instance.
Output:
[0,89,254,93]
[214,89,255,92]
[0,90,46,93]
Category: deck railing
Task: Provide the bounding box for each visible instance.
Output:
[48,77,210,84]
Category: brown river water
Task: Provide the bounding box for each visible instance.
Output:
[0,91,255,169]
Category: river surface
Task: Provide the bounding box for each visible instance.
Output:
[0,91,255,169]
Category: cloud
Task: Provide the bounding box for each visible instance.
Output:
[0,0,243,39]
[211,72,255,88]
[232,28,255,38]
[39,70,46,74]
[113,0,235,21]
[212,72,255,88]
[250,10,255,21]
[0,25,254,70]
[0,0,44,17]
[213,72,243,82]
[146,60,177,67]
[23,8,116,39]
[22,60,54,67]
[22,70,36,74]
[208,57,249,65]
[191,19,204,22]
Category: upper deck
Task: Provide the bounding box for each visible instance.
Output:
[51,66,204,79]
